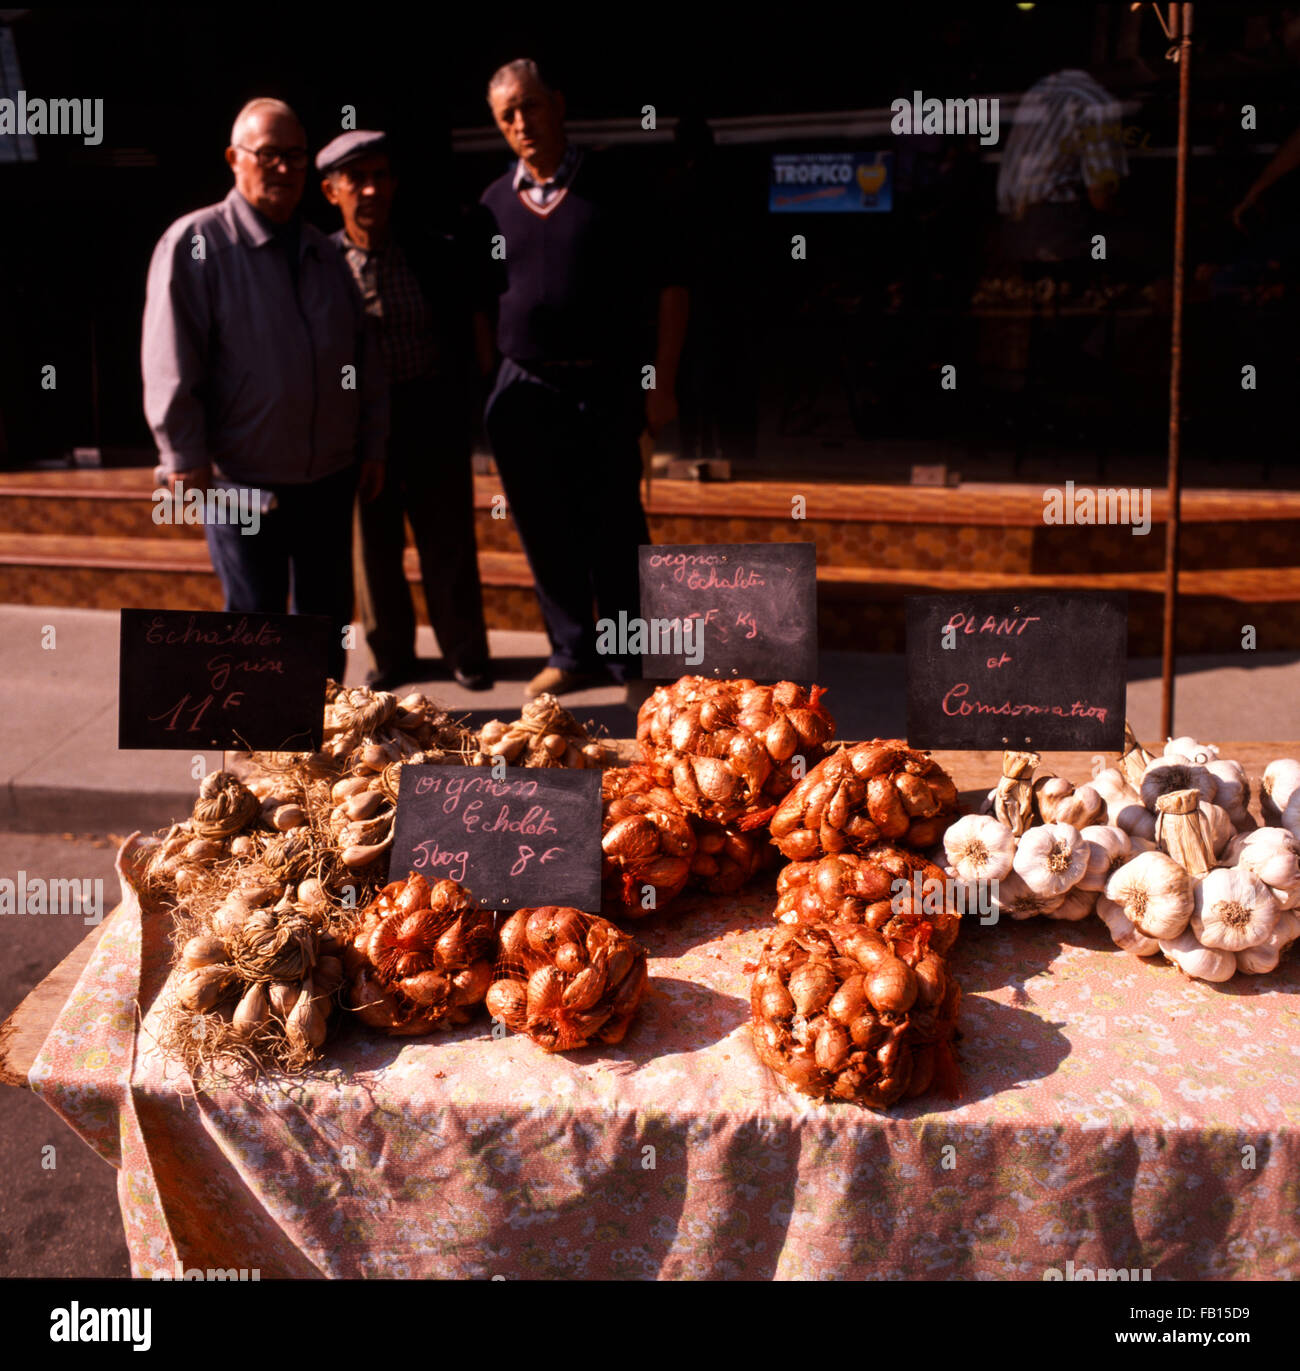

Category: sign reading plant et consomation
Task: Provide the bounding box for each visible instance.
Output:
[905,592,1127,752]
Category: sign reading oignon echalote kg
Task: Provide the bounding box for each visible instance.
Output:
[637,542,817,681]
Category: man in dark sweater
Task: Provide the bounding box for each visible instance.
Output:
[320,130,492,692]
[477,59,689,699]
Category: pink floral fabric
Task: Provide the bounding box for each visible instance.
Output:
[27,838,1300,1279]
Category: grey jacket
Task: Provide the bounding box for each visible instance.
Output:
[142,188,388,485]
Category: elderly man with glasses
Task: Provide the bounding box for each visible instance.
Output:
[141,97,388,680]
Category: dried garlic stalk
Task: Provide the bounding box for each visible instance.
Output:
[1154,788,1215,877]
[992,749,1039,837]
[1120,720,1155,792]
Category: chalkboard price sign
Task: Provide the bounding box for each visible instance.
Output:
[905,592,1127,751]
[118,609,331,751]
[389,766,602,912]
[637,542,817,681]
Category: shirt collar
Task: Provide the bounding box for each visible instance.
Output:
[513,141,580,191]
[228,188,314,257]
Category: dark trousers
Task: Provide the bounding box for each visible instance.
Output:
[485,358,648,679]
[354,374,489,676]
[203,462,358,681]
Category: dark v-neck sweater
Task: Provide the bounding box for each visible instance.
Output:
[479,150,664,368]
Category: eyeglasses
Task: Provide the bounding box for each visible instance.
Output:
[236,144,309,170]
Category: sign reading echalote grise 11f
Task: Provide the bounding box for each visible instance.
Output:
[390,766,602,913]
[905,592,1127,752]
[118,608,331,751]
[636,543,818,682]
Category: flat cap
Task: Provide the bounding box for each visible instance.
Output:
[315,129,388,174]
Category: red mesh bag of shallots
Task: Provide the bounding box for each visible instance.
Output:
[774,846,960,958]
[750,920,962,1108]
[600,764,697,915]
[688,817,779,895]
[636,677,836,825]
[341,874,496,1035]
[769,740,959,860]
[487,907,649,1051]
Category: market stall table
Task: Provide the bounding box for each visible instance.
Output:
[4,747,1300,1280]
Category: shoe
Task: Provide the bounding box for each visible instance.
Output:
[452,665,494,691]
[365,660,419,692]
[525,666,606,699]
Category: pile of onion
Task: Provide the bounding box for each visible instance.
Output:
[770,740,959,860]
[750,920,961,1108]
[601,764,697,915]
[487,907,648,1052]
[636,677,836,825]
[688,817,778,895]
[774,845,960,958]
[342,874,496,1035]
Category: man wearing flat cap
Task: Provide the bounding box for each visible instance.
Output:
[320,129,493,692]
[142,98,387,681]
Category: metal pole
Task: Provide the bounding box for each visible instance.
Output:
[1161,2,1192,741]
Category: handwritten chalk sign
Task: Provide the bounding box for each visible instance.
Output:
[389,766,602,912]
[637,542,817,681]
[117,609,330,751]
[905,592,1127,751]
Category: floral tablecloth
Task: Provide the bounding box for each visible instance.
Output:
[27,838,1300,1279]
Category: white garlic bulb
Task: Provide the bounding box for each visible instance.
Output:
[1078,825,1131,892]
[993,870,1065,920]
[1096,895,1161,956]
[1163,736,1220,766]
[1115,800,1157,841]
[942,814,1016,884]
[1205,759,1251,831]
[1046,884,1099,921]
[1235,910,1300,975]
[1190,866,1278,952]
[1092,766,1142,824]
[1051,783,1106,830]
[1158,927,1237,982]
[1230,828,1300,905]
[1033,775,1075,824]
[1012,822,1088,897]
[1197,800,1237,860]
[1261,759,1300,826]
[1140,759,1217,811]
[1106,850,1193,940]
